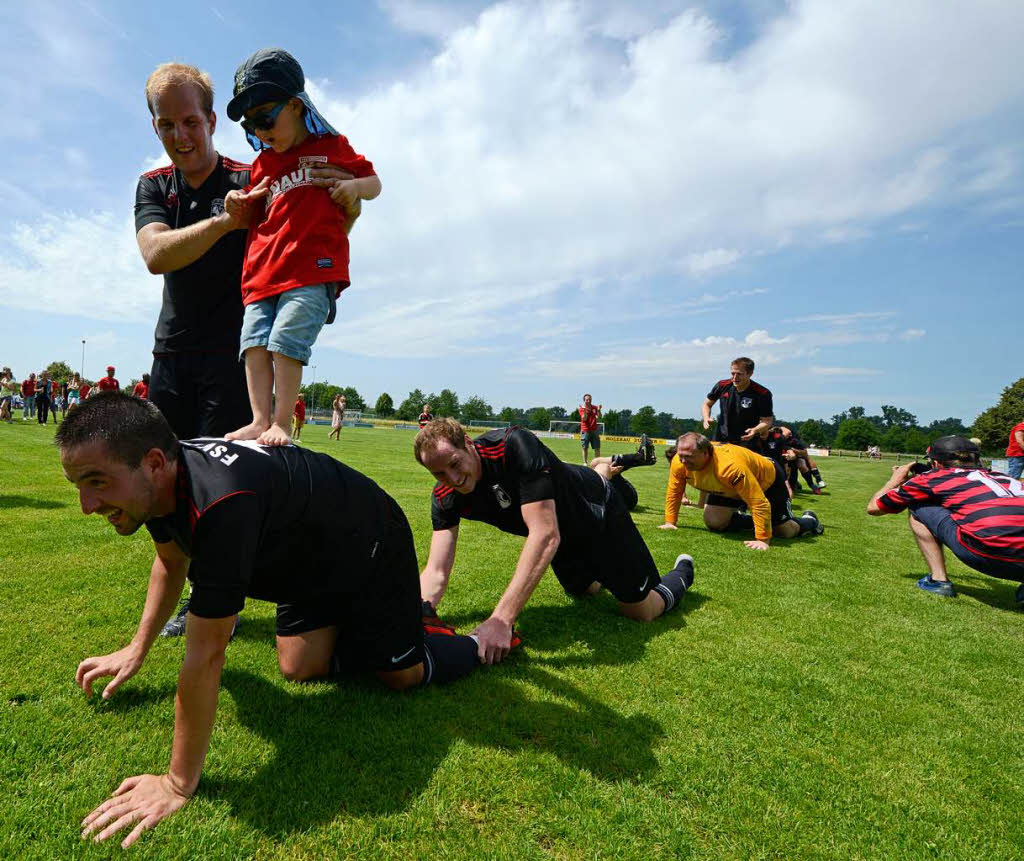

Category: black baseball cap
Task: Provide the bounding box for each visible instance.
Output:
[927,435,980,463]
[226,48,337,144]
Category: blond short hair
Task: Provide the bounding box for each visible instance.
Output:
[414,417,468,464]
[145,62,214,116]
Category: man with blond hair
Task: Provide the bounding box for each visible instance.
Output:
[414,419,696,664]
[137,62,357,636]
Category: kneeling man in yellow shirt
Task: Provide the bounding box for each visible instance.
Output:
[659,432,824,551]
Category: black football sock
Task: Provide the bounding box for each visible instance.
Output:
[611,452,646,470]
[811,468,823,483]
[653,557,694,613]
[727,511,754,532]
[796,514,821,536]
[422,632,479,686]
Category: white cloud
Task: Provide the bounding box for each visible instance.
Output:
[1,0,1022,367]
[786,311,897,325]
[809,366,884,376]
[899,328,926,340]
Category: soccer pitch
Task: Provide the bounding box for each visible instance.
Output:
[3,422,1023,859]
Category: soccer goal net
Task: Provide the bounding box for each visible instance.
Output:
[548,421,605,437]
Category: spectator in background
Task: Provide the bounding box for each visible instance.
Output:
[1006,420,1024,480]
[67,375,81,410]
[0,367,15,422]
[79,379,92,402]
[329,393,346,441]
[36,371,52,425]
[132,373,151,399]
[21,372,36,420]
[96,366,120,393]
[58,378,69,420]
[291,393,306,440]
[578,393,602,463]
[418,403,434,428]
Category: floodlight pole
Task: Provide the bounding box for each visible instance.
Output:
[81,340,86,379]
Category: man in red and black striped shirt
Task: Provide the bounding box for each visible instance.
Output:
[867,435,1024,602]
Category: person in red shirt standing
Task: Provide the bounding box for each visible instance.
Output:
[222,49,380,447]
[578,393,602,463]
[291,393,306,440]
[868,435,1024,603]
[132,374,151,400]
[1006,420,1024,480]
[21,372,36,420]
[96,366,120,393]
[79,381,92,402]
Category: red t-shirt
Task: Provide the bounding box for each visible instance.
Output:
[293,400,306,422]
[1007,422,1024,457]
[22,379,35,397]
[80,383,91,400]
[579,404,600,433]
[96,376,119,392]
[132,382,149,399]
[242,135,375,305]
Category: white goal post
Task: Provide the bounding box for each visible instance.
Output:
[548,420,605,438]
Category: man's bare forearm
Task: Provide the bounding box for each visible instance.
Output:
[138,215,237,274]
[491,528,559,625]
[130,554,188,654]
[168,649,226,796]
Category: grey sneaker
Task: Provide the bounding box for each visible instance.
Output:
[160,597,190,637]
[916,575,955,598]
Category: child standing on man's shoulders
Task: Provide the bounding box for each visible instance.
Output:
[224,48,380,446]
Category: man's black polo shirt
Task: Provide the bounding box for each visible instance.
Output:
[430,428,608,539]
[145,440,394,619]
[707,379,774,445]
[134,156,250,354]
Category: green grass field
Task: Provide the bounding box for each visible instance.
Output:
[2,420,1023,859]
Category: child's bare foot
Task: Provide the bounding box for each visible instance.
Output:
[226,421,269,441]
[257,422,292,446]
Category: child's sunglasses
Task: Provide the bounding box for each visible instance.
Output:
[241,101,289,135]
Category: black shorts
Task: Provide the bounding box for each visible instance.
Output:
[150,351,252,439]
[275,496,425,672]
[551,480,658,604]
[706,461,793,527]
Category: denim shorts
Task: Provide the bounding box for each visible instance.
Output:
[911,505,1024,582]
[239,283,335,365]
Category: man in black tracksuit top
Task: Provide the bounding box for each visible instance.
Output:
[60,394,479,848]
[415,419,695,665]
[701,356,774,450]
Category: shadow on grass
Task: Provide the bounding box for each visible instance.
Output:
[213,665,663,836]
[898,571,1022,612]
[86,682,178,712]
[0,494,66,510]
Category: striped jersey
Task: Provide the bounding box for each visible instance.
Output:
[876,467,1024,563]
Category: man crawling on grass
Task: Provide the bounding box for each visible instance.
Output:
[58,393,483,847]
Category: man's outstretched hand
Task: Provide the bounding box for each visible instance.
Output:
[80,774,191,848]
[75,645,144,700]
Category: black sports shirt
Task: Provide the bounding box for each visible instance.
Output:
[134,156,250,354]
[145,439,396,618]
[706,379,774,444]
[430,428,608,539]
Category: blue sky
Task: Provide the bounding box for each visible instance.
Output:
[1,0,1021,423]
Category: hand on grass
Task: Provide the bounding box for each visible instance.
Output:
[744,540,770,551]
[81,774,190,848]
[471,617,513,665]
[75,645,144,699]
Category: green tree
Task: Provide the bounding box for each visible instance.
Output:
[397,389,427,421]
[433,388,460,418]
[925,416,968,439]
[602,409,621,434]
[498,406,524,424]
[881,404,917,429]
[798,419,830,446]
[461,395,493,423]
[374,393,394,417]
[881,426,907,453]
[903,428,930,454]
[549,406,567,420]
[848,406,866,420]
[656,412,674,437]
[971,377,1024,452]
[834,417,881,451]
[339,387,365,411]
[631,406,659,436]
[47,361,75,383]
[525,406,552,430]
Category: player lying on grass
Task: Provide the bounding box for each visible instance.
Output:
[658,432,823,550]
[867,435,1024,601]
[415,419,695,665]
[57,394,483,848]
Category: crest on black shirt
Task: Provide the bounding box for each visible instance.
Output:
[210,198,225,216]
[741,397,753,409]
[492,484,512,509]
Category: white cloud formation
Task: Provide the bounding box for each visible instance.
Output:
[809,366,884,376]
[899,328,926,340]
[0,0,1021,373]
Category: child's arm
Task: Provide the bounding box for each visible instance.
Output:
[327,175,382,209]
